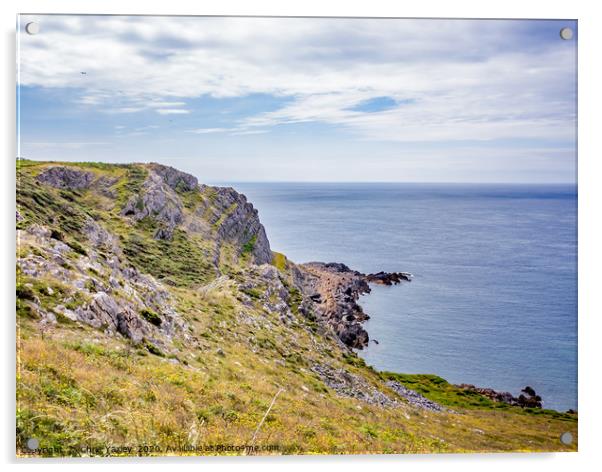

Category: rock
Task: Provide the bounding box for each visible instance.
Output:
[121,169,184,240]
[298,262,372,349]
[148,163,199,192]
[366,271,412,285]
[26,224,51,239]
[37,166,94,189]
[456,384,543,409]
[311,364,398,407]
[295,262,411,349]
[195,185,272,264]
[385,380,445,412]
[84,218,120,252]
[115,310,146,344]
[522,386,536,397]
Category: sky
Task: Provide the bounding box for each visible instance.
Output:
[17,16,577,183]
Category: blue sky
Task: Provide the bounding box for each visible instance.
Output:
[17,16,577,183]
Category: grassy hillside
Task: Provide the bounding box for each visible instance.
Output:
[16,160,577,456]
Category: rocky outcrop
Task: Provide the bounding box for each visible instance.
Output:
[118,164,271,262]
[18,220,189,352]
[148,163,198,192]
[121,169,184,240]
[385,381,445,412]
[456,384,543,408]
[27,161,405,354]
[312,364,398,407]
[193,185,272,265]
[366,271,412,285]
[36,166,94,189]
[298,262,411,349]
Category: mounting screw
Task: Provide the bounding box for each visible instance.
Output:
[25,22,40,35]
[559,27,573,40]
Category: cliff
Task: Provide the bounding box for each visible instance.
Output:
[16,160,576,456]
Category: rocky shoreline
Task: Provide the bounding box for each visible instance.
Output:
[300,262,550,411]
[298,262,412,349]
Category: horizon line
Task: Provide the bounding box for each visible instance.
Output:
[210,181,577,186]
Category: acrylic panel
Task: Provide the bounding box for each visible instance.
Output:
[16,15,577,457]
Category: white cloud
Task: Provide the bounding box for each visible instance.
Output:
[147,101,187,108]
[156,109,190,115]
[188,128,229,134]
[18,15,576,143]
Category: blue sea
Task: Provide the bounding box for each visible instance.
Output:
[229,183,577,411]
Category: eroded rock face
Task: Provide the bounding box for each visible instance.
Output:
[121,170,184,240]
[37,166,94,189]
[148,163,198,192]
[195,185,272,265]
[17,222,190,352]
[298,263,372,349]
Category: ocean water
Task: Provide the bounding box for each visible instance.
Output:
[229,183,577,411]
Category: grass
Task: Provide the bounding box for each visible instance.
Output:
[122,222,215,288]
[271,252,287,271]
[380,372,577,421]
[16,319,578,457]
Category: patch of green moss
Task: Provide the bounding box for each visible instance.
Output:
[241,234,257,254]
[113,165,148,208]
[140,308,162,327]
[343,352,367,368]
[241,287,263,300]
[145,342,165,357]
[287,286,303,315]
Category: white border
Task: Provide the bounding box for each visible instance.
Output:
[3,1,601,471]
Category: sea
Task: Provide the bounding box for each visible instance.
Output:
[227,182,577,411]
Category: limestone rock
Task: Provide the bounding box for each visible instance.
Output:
[148,163,198,192]
[195,185,272,264]
[312,364,398,407]
[121,169,184,240]
[385,380,445,412]
[37,166,94,189]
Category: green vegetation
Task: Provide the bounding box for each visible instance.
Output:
[241,234,257,254]
[123,223,215,287]
[272,251,287,271]
[140,308,162,326]
[381,372,577,421]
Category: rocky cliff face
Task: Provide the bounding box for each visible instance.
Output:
[19,162,277,352]
[20,162,408,352]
